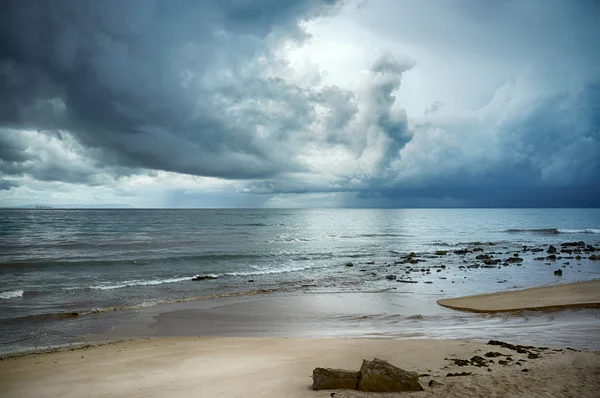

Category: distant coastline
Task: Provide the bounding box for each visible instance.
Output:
[12,204,134,209]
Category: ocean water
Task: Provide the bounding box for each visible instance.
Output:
[1,208,599,352]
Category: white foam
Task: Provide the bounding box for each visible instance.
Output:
[85,277,192,291]
[0,290,24,299]
[223,264,329,277]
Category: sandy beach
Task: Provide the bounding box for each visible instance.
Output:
[1,337,599,398]
[437,280,600,313]
[1,281,600,397]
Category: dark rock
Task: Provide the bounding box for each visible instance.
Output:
[487,340,536,354]
[533,257,545,261]
[428,380,443,387]
[590,255,600,260]
[312,368,360,390]
[397,279,418,283]
[345,262,354,267]
[484,352,504,358]
[469,356,488,367]
[473,247,484,252]
[506,257,523,263]
[576,255,582,260]
[547,245,557,253]
[546,254,557,260]
[248,279,255,282]
[454,249,469,255]
[446,372,471,377]
[476,254,490,260]
[528,353,540,359]
[365,260,375,265]
[554,269,563,276]
[498,360,508,365]
[435,250,448,256]
[561,241,585,247]
[522,369,528,372]
[358,358,423,392]
[385,274,396,280]
[424,281,433,284]
[191,275,216,281]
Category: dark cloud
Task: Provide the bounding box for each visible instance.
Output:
[0,0,341,180]
[0,0,599,207]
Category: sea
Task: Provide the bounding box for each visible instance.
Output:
[1,208,600,353]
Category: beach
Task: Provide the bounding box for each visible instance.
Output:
[2,280,600,397]
[2,336,599,398]
[2,209,600,396]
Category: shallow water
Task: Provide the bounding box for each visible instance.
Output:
[1,208,599,352]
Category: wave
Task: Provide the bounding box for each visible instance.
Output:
[0,290,23,299]
[504,228,600,234]
[557,229,600,234]
[224,223,268,227]
[357,233,412,238]
[64,263,333,292]
[221,264,330,277]
[67,276,193,291]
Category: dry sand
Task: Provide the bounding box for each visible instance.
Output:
[1,337,599,398]
[437,280,600,313]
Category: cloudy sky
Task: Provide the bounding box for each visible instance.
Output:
[1,0,599,208]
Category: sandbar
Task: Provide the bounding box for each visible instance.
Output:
[437,280,600,313]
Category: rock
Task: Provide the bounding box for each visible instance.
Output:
[576,255,582,260]
[365,260,375,265]
[346,262,354,267]
[473,247,484,252]
[546,254,557,260]
[506,257,523,263]
[590,255,600,260]
[454,249,469,255]
[428,380,443,387]
[358,358,423,392]
[435,250,448,256]
[446,372,472,377]
[191,275,216,281]
[547,245,557,253]
[248,279,255,282]
[476,254,490,260]
[397,279,418,283]
[424,281,433,284]
[385,274,396,281]
[533,257,545,261]
[528,353,540,359]
[483,258,501,265]
[522,369,529,372]
[554,269,563,276]
[561,241,585,247]
[312,368,360,390]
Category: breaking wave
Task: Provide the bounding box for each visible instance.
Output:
[504,228,600,234]
[0,290,24,299]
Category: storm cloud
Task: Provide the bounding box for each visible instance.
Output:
[0,0,599,207]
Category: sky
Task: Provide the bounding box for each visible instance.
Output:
[0,0,599,208]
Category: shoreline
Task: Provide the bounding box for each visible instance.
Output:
[437,279,600,313]
[2,337,599,398]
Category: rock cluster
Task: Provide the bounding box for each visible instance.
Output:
[312,358,423,392]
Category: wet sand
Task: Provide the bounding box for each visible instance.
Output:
[2,337,599,398]
[437,280,600,313]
